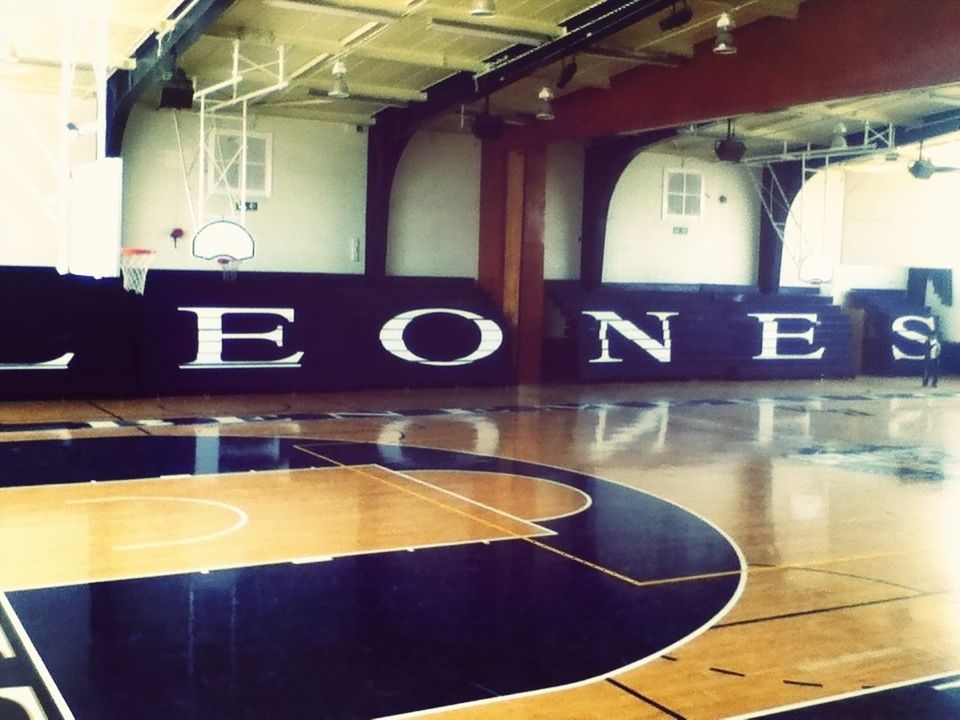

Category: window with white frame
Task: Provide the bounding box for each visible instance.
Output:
[208,130,272,197]
[663,169,703,219]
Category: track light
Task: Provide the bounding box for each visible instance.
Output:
[470,0,496,17]
[659,1,693,31]
[713,12,737,55]
[830,123,848,150]
[329,59,350,98]
[909,159,936,180]
[536,86,555,121]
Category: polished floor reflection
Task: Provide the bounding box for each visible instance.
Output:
[0,378,959,719]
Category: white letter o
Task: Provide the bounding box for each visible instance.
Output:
[379,308,504,366]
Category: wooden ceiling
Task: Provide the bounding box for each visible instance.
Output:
[3,0,960,159]
[179,0,806,128]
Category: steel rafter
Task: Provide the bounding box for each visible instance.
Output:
[105,0,234,157]
[376,0,677,136]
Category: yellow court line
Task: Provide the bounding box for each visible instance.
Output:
[293,444,954,595]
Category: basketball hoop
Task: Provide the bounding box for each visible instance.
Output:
[798,253,834,286]
[217,255,241,281]
[119,248,156,295]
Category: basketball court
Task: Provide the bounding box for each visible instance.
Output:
[1,379,959,719]
[5,1,960,718]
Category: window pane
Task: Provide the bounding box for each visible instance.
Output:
[225,165,240,189]
[685,173,701,194]
[246,165,266,190]
[685,196,701,216]
[246,136,266,159]
[219,135,241,160]
[667,173,684,193]
[667,195,684,215]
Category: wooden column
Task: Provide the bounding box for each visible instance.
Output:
[478,142,546,384]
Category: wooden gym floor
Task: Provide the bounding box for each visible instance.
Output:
[1,377,960,719]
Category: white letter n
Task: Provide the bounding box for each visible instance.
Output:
[582,311,678,364]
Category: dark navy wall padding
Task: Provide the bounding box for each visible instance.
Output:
[548,282,854,381]
[846,290,938,376]
[0,268,510,398]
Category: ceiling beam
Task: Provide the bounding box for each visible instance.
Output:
[203,27,487,73]
[512,0,960,145]
[377,0,677,136]
[478,0,677,90]
[352,46,486,73]
[257,107,378,125]
[581,46,686,68]
[302,81,427,103]
[426,9,565,41]
[264,0,402,23]
[106,0,234,156]
[280,94,407,108]
[0,54,137,73]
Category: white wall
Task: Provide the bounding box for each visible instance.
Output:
[0,89,97,268]
[387,131,480,278]
[780,166,908,300]
[603,152,759,285]
[121,105,368,273]
[544,143,583,280]
[842,170,960,268]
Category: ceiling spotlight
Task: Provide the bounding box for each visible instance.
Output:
[329,59,350,98]
[557,56,578,89]
[470,0,496,17]
[713,12,737,55]
[830,123,848,150]
[659,1,693,31]
[909,158,937,180]
[536,86,555,121]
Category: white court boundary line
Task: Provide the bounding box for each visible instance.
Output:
[726,668,960,719]
[0,464,351,493]
[65,496,249,551]
[405,468,593,523]
[1,464,556,592]
[5,430,749,719]
[0,592,76,720]
[373,465,559,535]
[280,439,748,720]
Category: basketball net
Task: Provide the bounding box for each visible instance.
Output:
[217,255,241,281]
[119,248,156,295]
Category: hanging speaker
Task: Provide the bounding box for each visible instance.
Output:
[158,68,195,110]
[472,111,505,141]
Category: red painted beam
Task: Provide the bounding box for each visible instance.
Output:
[507,0,960,145]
